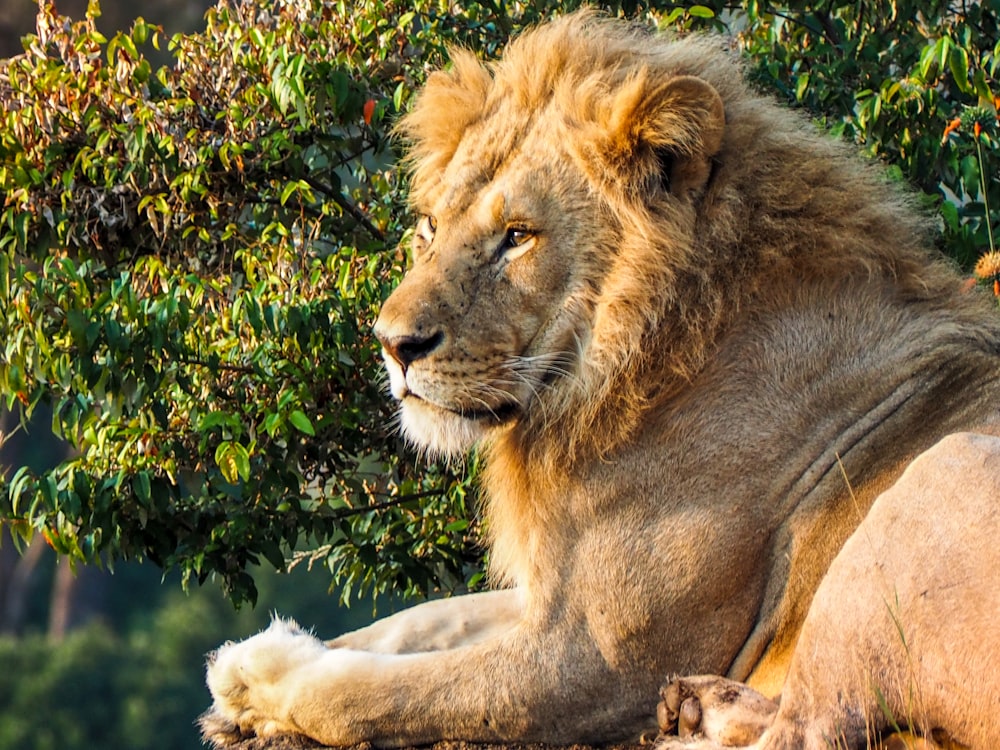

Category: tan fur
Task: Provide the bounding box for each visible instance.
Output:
[657,433,1000,750]
[203,13,1000,749]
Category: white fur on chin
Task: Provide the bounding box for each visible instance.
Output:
[400,398,488,458]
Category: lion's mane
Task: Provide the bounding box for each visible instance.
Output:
[399,14,961,463]
[397,14,984,588]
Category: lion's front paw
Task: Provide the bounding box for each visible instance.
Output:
[206,617,327,739]
[656,676,777,749]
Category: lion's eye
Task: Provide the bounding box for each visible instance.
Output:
[506,229,531,247]
[416,215,437,245]
[499,227,536,262]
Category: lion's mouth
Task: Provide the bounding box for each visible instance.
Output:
[454,400,520,423]
[405,393,520,424]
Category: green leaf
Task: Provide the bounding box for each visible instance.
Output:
[263,411,283,437]
[260,539,286,570]
[215,442,238,484]
[948,45,971,93]
[961,154,981,200]
[232,442,251,483]
[198,411,238,431]
[133,19,149,46]
[7,466,34,516]
[0,252,8,299]
[918,40,939,80]
[280,180,299,206]
[14,212,29,250]
[940,200,960,233]
[132,471,152,505]
[938,36,951,72]
[329,70,349,111]
[289,409,315,436]
[795,73,810,102]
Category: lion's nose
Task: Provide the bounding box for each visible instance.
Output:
[377,330,444,370]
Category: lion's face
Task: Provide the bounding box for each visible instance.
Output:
[378,30,727,458]
[375,127,603,457]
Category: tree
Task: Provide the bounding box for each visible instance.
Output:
[1,0,484,607]
[1,0,997,609]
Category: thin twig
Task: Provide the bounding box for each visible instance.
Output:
[174,355,256,375]
[329,488,450,520]
[302,175,385,242]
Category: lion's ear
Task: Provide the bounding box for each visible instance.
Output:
[591,72,725,201]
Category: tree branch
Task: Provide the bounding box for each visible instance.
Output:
[302,175,385,242]
[329,488,449,520]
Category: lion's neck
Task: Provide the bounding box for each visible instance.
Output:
[478,430,584,591]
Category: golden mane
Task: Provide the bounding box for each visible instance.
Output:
[398,13,960,476]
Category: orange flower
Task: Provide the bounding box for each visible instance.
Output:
[974,251,1000,281]
[941,117,962,144]
[363,99,376,125]
[974,121,983,138]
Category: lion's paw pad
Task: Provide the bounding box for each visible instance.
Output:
[656,676,777,748]
[658,678,705,739]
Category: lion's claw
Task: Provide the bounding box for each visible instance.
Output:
[199,705,323,750]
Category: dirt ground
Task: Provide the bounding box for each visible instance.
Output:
[200,712,645,750]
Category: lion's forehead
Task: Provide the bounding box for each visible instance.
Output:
[435,173,508,230]
[429,106,571,222]
[433,158,493,215]
[436,170,581,254]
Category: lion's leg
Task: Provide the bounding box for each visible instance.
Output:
[755,432,1000,750]
[203,590,523,747]
[205,608,651,747]
[326,588,523,653]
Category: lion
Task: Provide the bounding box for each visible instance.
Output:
[200,12,1000,750]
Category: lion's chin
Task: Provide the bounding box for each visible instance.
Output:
[399,396,512,459]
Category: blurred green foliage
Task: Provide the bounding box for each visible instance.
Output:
[1,0,997,609]
[0,561,376,750]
